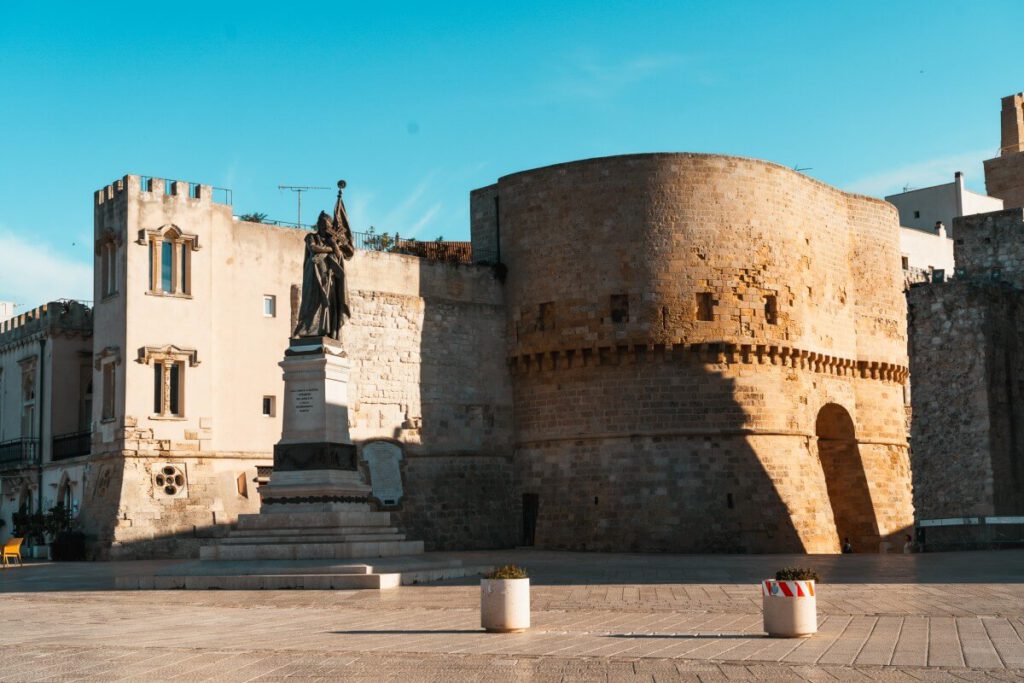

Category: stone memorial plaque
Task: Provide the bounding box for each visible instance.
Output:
[291,387,319,414]
[362,440,404,506]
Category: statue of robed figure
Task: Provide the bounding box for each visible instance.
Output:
[293,180,355,340]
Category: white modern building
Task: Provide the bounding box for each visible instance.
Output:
[0,302,15,322]
[886,172,1003,238]
[884,172,1003,283]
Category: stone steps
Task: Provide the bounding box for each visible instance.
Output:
[230,528,401,540]
[115,557,494,591]
[219,532,406,545]
[235,511,394,530]
[199,539,425,561]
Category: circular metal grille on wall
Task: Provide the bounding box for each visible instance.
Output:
[152,464,188,499]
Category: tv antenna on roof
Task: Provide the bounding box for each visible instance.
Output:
[792,164,813,173]
[278,184,331,227]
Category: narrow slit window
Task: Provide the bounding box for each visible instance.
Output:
[765,295,778,325]
[161,241,173,292]
[169,363,181,416]
[538,302,554,331]
[102,364,115,420]
[153,364,163,414]
[610,295,629,324]
[180,243,189,294]
[696,292,714,321]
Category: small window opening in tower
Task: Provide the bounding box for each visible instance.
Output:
[765,294,778,325]
[538,302,554,331]
[610,295,629,323]
[696,292,714,321]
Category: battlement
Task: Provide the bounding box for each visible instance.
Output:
[508,342,909,384]
[0,300,93,348]
[94,175,233,207]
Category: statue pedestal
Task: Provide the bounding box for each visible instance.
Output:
[258,336,370,511]
[198,336,424,563]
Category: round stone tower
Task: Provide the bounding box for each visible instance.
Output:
[471,153,914,554]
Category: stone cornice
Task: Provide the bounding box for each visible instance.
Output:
[508,342,909,384]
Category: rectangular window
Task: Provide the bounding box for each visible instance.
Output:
[153,364,162,415]
[161,241,173,292]
[169,363,181,416]
[764,295,778,325]
[263,295,277,318]
[610,295,629,324]
[262,396,276,417]
[149,234,193,296]
[180,243,189,295]
[901,256,909,271]
[913,210,921,219]
[696,292,714,321]
[102,363,115,420]
[106,244,117,296]
[100,245,110,298]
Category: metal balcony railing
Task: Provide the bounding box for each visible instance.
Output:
[0,438,39,471]
[52,431,91,462]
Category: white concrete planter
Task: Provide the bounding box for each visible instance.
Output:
[481,578,530,632]
[762,579,817,638]
[31,545,49,560]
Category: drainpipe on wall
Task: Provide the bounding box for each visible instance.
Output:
[37,337,46,516]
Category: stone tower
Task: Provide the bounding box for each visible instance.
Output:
[472,153,915,554]
[984,93,1024,209]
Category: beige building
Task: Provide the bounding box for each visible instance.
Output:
[73,176,510,558]
[0,302,92,537]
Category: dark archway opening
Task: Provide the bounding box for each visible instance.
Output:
[816,404,880,553]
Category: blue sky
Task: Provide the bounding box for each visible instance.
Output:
[2,1,1023,307]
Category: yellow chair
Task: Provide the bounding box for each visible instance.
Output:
[2,537,24,567]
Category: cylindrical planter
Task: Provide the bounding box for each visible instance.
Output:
[481,578,530,633]
[762,579,817,638]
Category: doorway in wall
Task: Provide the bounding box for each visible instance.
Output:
[816,403,881,553]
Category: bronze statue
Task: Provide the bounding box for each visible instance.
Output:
[293,180,355,340]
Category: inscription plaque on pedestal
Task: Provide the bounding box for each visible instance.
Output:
[362,441,405,506]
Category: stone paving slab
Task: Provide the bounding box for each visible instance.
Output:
[2,550,1024,681]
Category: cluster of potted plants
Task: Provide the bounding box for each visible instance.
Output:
[480,565,530,633]
[10,503,87,561]
[762,567,820,637]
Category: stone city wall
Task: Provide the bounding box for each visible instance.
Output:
[908,207,1024,527]
[954,208,1024,284]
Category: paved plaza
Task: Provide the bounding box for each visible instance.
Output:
[2,550,1024,681]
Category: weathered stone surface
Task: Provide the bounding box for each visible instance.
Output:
[475,153,915,554]
[908,207,1024,535]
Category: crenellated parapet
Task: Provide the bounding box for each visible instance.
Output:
[0,300,93,350]
[507,342,908,383]
[94,175,230,207]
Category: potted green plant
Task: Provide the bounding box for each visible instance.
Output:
[26,512,48,560]
[45,504,85,561]
[762,567,819,638]
[481,565,530,633]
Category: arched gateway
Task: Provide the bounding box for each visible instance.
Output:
[816,404,881,553]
